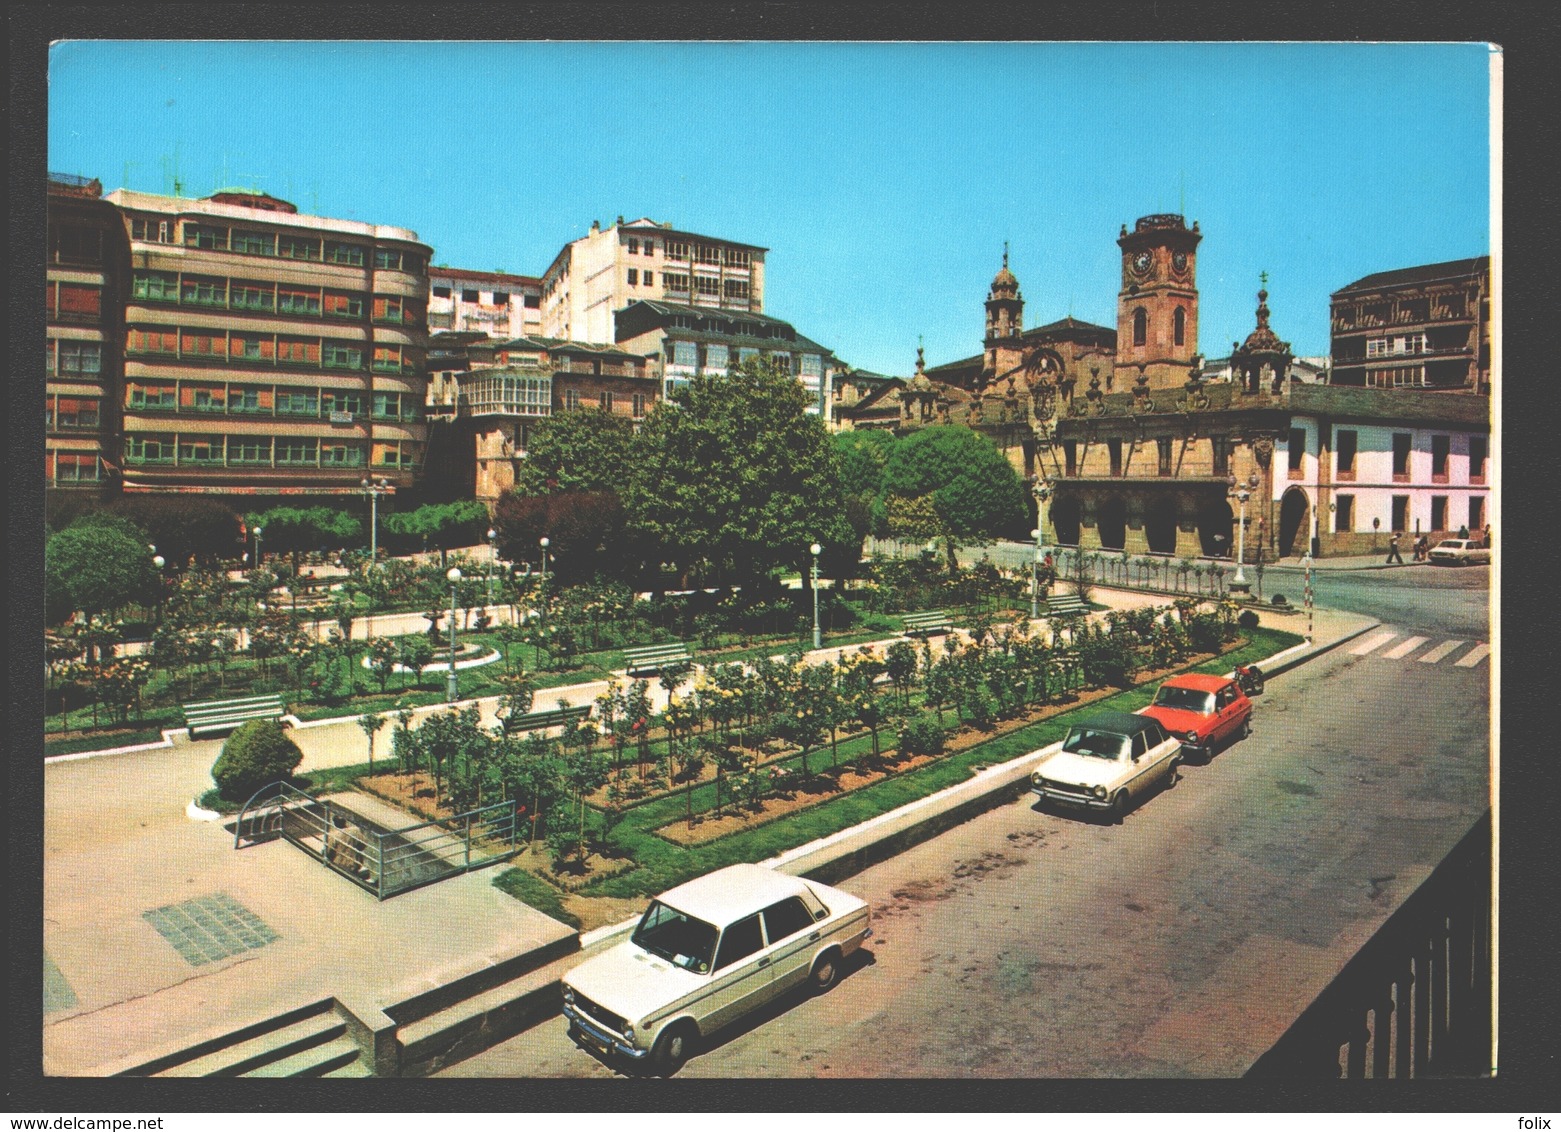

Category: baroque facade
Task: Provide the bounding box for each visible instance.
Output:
[894,214,1491,559]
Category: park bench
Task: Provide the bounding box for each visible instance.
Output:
[1043,592,1090,617]
[504,703,592,735]
[901,610,952,637]
[181,693,287,738]
[622,641,693,677]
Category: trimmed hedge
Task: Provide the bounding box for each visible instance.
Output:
[211,718,303,802]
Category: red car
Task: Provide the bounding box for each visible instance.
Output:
[1138,673,1252,764]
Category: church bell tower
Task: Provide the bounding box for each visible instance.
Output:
[1116,214,1201,389]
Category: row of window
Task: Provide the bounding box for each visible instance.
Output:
[122,434,423,469]
[1129,306,1188,348]
[557,389,647,417]
[48,451,101,483]
[50,225,105,265]
[46,395,102,430]
[1332,431,1486,482]
[663,341,824,377]
[660,241,752,269]
[124,381,421,421]
[429,285,540,307]
[1364,366,1429,388]
[47,282,104,322]
[1059,436,1229,478]
[47,340,103,378]
[123,327,417,374]
[1365,334,1427,358]
[1332,494,1485,534]
[130,271,422,324]
[128,215,425,273]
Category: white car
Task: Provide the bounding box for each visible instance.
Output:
[1029,710,1182,821]
[1428,538,1491,566]
[561,863,872,1075]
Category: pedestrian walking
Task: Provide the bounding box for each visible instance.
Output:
[1483,523,1492,549]
[1385,533,1404,564]
[1414,535,1430,562]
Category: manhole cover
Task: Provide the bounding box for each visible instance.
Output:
[142,892,279,967]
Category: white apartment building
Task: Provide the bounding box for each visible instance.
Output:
[428,267,541,340]
[540,216,766,344]
[1274,385,1491,556]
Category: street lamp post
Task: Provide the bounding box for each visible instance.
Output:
[361,477,391,567]
[487,527,498,605]
[538,536,550,630]
[1227,472,1260,593]
[810,543,822,650]
[446,566,462,703]
[253,526,263,574]
[1030,529,1042,619]
[151,550,166,623]
[1030,478,1051,619]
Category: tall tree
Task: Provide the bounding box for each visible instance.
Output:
[45,523,160,623]
[881,426,1029,569]
[624,358,853,585]
[514,408,635,496]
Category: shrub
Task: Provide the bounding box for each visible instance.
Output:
[1271,594,1289,607]
[1185,611,1225,654]
[211,719,303,802]
[1076,626,1137,688]
[897,713,946,756]
[1238,609,1261,630]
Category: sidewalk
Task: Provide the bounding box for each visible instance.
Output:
[43,585,1369,1076]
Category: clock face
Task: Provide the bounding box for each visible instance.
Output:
[1172,250,1189,274]
[1131,250,1153,276]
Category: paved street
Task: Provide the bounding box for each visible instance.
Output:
[444,602,1490,1077]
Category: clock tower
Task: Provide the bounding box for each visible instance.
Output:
[1116,213,1202,389]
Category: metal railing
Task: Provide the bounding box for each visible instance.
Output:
[1247,811,1492,1078]
[234,781,521,899]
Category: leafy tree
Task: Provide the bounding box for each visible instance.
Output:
[623,358,854,586]
[514,408,635,496]
[45,524,160,623]
[884,639,920,708]
[881,426,1029,570]
[368,637,399,694]
[106,496,243,567]
[212,719,303,802]
[356,712,388,775]
[492,491,635,585]
[381,501,490,564]
[243,506,363,569]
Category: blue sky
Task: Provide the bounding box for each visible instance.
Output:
[48,40,1493,375]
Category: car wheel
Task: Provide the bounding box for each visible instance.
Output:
[1167,758,1181,787]
[1111,790,1130,823]
[650,1021,696,1077]
[810,949,842,993]
[1240,716,1252,740]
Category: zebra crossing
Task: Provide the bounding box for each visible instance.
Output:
[1348,630,1489,666]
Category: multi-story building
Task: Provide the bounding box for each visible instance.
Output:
[105,188,433,500]
[541,217,766,344]
[1329,257,1491,393]
[46,173,129,500]
[614,300,838,414]
[426,333,657,502]
[427,267,541,339]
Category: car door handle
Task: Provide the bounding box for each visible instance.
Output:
[809,931,821,941]
[757,957,771,968]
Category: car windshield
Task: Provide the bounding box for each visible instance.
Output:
[1061,726,1130,760]
[1152,685,1216,714]
[631,900,719,973]
[1436,541,1467,550]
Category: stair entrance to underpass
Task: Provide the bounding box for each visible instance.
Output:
[233,782,522,898]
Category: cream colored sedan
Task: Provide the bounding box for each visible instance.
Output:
[561,863,871,1075]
